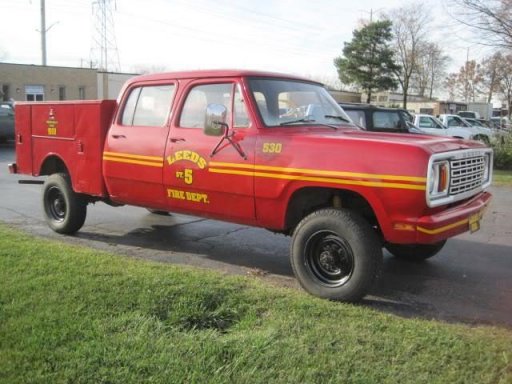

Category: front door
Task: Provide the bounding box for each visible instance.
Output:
[163,80,256,223]
[103,83,176,208]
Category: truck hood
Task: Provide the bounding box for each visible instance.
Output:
[310,128,488,155]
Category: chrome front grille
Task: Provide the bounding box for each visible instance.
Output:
[450,156,485,195]
[427,148,492,208]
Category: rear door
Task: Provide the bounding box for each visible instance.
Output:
[103,82,176,208]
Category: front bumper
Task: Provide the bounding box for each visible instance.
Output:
[415,191,491,243]
[387,191,492,244]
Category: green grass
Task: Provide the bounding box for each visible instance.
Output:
[493,169,512,186]
[0,224,511,384]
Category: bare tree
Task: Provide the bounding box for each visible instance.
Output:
[444,73,459,100]
[450,0,512,49]
[412,42,450,99]
[130,65,169,75]
[386,3,430,108]
[444,60,484,102]
[478,52,504,103]
[496,53,512,119]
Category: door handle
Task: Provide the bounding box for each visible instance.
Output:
[170,137,185,143]
[112,134,126,139]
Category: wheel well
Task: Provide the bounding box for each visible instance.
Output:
[39,155,69,176]
[284,187,379,235]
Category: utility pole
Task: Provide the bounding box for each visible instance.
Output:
[41,0,47,66]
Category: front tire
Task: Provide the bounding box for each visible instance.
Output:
[385,240,446,261]
[290,208,382,302]
[42,173,87,234]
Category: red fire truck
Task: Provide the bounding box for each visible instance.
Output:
[9,70,493,302]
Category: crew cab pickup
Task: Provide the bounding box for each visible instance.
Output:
[9,70,493,302]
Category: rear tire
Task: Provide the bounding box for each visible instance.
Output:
[42,173,87,234]
[290,208,382,302]
[385,240,446,261]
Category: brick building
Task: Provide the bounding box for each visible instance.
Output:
[0,62,136,102]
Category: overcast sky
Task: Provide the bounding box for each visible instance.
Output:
[0,0,497,86]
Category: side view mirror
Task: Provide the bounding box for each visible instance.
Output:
[204,103,228,137]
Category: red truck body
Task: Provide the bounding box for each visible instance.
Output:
[15,100,116,197]
[9,70,493,301]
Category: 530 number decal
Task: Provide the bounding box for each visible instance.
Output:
[262,143,282,153]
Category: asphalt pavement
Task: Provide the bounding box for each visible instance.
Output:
[1,142,511,328]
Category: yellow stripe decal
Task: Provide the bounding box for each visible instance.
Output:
[103,151,163,162]
[208,161,426,183]
[103,155,163,168]
[102,151,164,167]
[416,219,469,235]
[209,168,426,191]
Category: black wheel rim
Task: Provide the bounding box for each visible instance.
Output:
[304,230,354,287]
[45,186,66,222]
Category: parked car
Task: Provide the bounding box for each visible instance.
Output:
[339,103,422,133]
[458,111,481,119]
[0,103,15,143]
[463,117,490,128]
[489,117,509,130]
[438,114,493,144]
[461,117,495,142]
[413,114,473,139]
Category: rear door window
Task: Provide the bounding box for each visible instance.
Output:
[121,84,176,127]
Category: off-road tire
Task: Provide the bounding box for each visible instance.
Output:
[290,208,382,302]
[42,173,87,234]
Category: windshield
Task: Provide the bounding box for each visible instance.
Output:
[447,115,471,128]
[467,119,485,127]
[248,78,354,128]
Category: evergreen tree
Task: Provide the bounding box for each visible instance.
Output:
[334,20,399,103]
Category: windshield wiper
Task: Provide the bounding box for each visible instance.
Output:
[280,117,339,131]
[280,118,316,126]
[325,114,351,123]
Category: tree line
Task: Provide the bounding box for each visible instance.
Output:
[334,0,512,118]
